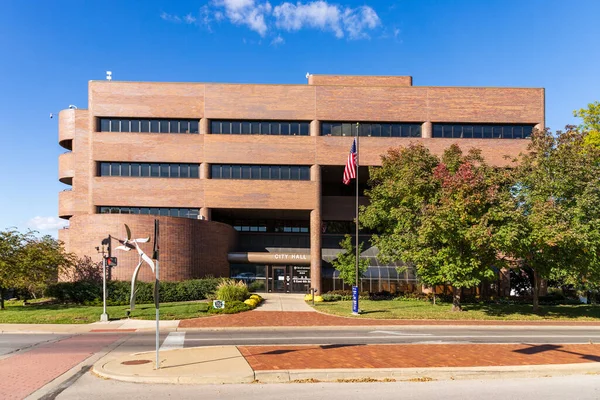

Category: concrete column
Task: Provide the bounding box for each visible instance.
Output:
[310,164,322,294]
[310,120,320,137]
[200,207,211,221]
[422,121,432,138]
[200,162,210,179]
[200,118,209,135]
[534,123,545,132]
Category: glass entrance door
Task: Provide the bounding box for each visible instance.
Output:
[271,266,287,292]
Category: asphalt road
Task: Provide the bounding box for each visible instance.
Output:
[54,372,600,400]
[180,326,600,346]
[3,326,600,360]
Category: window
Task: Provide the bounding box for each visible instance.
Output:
[98,162,200,178]
[110,162,120,176]
[323,122,423,138]
[432,124,535,139]
[98,118,200,134]
[210,165,310,180]
[98,206,200,219]
[210,120,311,136]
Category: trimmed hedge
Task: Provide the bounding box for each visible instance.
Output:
[45,277,222,306]
[208,300,251,314]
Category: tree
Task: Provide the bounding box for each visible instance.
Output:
[62,256,103,283]
[0,229,74,308]
[498,127,600,312]
[0,229,28,310]
[331,234,370,287]
[20,235,75,298]
[574,101,600,148]
[362,144,508,311]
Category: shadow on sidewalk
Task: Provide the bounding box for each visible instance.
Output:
[259,344,365,356]
[160,355,242,370]
[514,344,600,362]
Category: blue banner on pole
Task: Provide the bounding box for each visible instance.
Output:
[352,286,359,314]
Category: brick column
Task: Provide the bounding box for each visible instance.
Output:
[310,164,322,294]
[200,162,210,179]
[200,207,211,221]
[200,162,211,220]
[200,118,209,135]
[534,123,545,132]
[422,121,432,138]
[310,120,320,137]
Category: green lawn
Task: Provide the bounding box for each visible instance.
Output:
[0,299,210,324]
[312,300,600,321]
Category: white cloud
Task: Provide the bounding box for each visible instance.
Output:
[341,5,380,39]
[184,13,197,24]
[273,1,343,38]
[270,34,285,46]
[213,0,272,36]
[26,216,68,232]
[161,12,182,23]
[161,1,381,40]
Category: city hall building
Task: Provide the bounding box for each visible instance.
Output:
[57,75,544,294]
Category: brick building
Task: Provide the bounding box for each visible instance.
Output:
[57,75,544,294]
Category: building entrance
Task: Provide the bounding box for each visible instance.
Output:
[266,265,311,293]
[271,266,287,292]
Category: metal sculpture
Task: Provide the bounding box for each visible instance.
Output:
[115,224,155,310]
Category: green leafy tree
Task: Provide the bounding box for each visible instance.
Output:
[20,235,75,298]
[498,127,600,312]
[362,144,508,311]
[0,229,30,309]
[331,234,370,287]
[574,101,600,148]
[0,229,74,308]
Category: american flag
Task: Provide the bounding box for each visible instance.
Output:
[343,138,357,185]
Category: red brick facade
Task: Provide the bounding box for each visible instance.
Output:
[57,75,545,288]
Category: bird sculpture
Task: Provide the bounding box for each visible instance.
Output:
[115,224,155,310]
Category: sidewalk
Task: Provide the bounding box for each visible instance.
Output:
[93,342,600,384]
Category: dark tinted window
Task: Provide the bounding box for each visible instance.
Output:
[323,122,423,138]
[98,118,199,134]
[210,120,310,136]
[432,124,535,139]
[210,165,310,181]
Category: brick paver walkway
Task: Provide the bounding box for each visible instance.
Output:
[179,311,600,328]
[238,343,600,370]
[0,334,123,400]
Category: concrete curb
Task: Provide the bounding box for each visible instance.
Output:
[254,363,600,383]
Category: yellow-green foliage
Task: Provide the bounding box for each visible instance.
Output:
[250,294,262,302]
[216,279,250,302]
[304,294,324,302]
[244,298,258,308]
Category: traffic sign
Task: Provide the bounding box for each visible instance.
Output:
[106,257,118,267]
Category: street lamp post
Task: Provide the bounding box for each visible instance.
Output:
[100,255,108,322]
[97,237,111,322]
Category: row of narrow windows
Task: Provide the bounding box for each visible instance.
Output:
[211,164,310,180]
[98,162,200,178]
[433,124,533,139]
[98,207,200,218]
[322,122,421,137]
[98,118,535,139]
[211,120,310,136]
[97,162,311,181]
[99,118,199,134]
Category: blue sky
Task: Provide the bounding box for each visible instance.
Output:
[1,0,599,237]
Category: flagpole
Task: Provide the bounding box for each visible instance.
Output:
[354,122,360,315]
